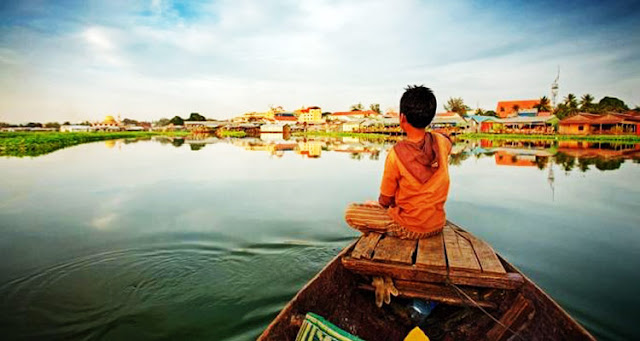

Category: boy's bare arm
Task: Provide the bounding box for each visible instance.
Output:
[379,150,400,208]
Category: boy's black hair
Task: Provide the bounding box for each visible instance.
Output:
[400,85,437,128]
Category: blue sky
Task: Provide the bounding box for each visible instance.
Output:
[1,0,639,122]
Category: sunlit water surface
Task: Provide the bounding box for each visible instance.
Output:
[1,136,639,340]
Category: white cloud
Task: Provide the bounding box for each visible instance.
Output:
[0,0,639,123]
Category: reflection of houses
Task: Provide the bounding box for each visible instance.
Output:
[496,100,540,118]
[297,141,323,158]
[495,151,537,167]
[558,112,640,135]
[557,141,640,159]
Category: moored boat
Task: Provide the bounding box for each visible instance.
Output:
[258,222,595,341]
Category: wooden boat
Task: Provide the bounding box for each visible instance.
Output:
[258,222,595,341]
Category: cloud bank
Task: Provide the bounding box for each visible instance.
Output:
[1,0,639,122]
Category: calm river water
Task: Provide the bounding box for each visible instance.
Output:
[1,135,639,340]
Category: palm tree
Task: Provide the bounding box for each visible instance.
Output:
[444,97,468,115]
[580,94,594,112]
[534,96,551,112]
[564,94,578,109]
[350,103,364,111]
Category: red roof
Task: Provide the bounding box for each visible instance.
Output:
[559,113,600,125]
[274,116,297,121]
[537,111,552,117]
[591,114,625,125]
[496,100,540,118]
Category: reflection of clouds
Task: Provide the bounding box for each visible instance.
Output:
[89,194,128,230]
[91,212,117,230]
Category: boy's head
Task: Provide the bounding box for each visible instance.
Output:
[399,85,437,129]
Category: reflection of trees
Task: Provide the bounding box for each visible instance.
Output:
[554,152,576,172]
[369,150,380,160]
[171,138,185,147]
[534,156,548,170]
[189,143,206,151]
[578,158,591,172]
[351,153,363,160]
[449,152,470,166]
[594,158,623,171]
[555,153,625,172]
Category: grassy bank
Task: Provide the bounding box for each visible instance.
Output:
[0,131,189,157]
[458,133,640,143]
[293,131,401,141]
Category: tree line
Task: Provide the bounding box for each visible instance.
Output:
[1,112,209,129]
[441,94,637,119]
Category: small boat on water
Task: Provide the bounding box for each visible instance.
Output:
[258,222,595,340]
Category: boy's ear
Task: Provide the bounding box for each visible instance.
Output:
[399,113,406,124]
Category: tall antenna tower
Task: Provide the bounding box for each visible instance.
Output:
[551,66,560,108]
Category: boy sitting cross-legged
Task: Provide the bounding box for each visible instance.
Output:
[345,85,452,240]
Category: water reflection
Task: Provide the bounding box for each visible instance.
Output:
[149,134,640,173]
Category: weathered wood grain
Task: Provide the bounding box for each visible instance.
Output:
[443,225,481,272]
[342,256,524,290]
[461,232,506,274]
[351,233,382,260]
[415,233,447,269]
[486,294,534,341]
[372,236,417,265]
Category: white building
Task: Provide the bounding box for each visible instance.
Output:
[60,125,92,132]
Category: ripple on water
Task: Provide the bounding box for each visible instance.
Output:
[0,238,346,340]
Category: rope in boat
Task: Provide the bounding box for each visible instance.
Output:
[443,227,526,341]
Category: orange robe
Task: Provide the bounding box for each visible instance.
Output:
[380,133,452,234]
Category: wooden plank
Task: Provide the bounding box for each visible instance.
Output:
[461,232,506,274]
[415,233,447,269]
[443,225,481,272]
[486,294,534,341]
[351,233,382,260]
[342,256,524,290]
[357,283,497,309]
[372,236,417,265]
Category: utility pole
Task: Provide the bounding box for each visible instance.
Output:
[551,66,560,108]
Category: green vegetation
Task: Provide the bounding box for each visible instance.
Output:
[459,133,640,142]
[350,103,365,111]
[0,131,188,157]
[219,130,247,138]
[444,97,470,116]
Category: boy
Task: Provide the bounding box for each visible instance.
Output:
[345,85,452,239]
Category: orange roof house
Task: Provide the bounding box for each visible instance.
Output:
[559,112,640,135]
[496,100,540,118]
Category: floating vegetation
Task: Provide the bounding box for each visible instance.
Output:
[0,131,188,157]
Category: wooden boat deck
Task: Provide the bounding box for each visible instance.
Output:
[342,221,524,291]
[259,221,596,341]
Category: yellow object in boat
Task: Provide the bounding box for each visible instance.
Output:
[404,327,430,341]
